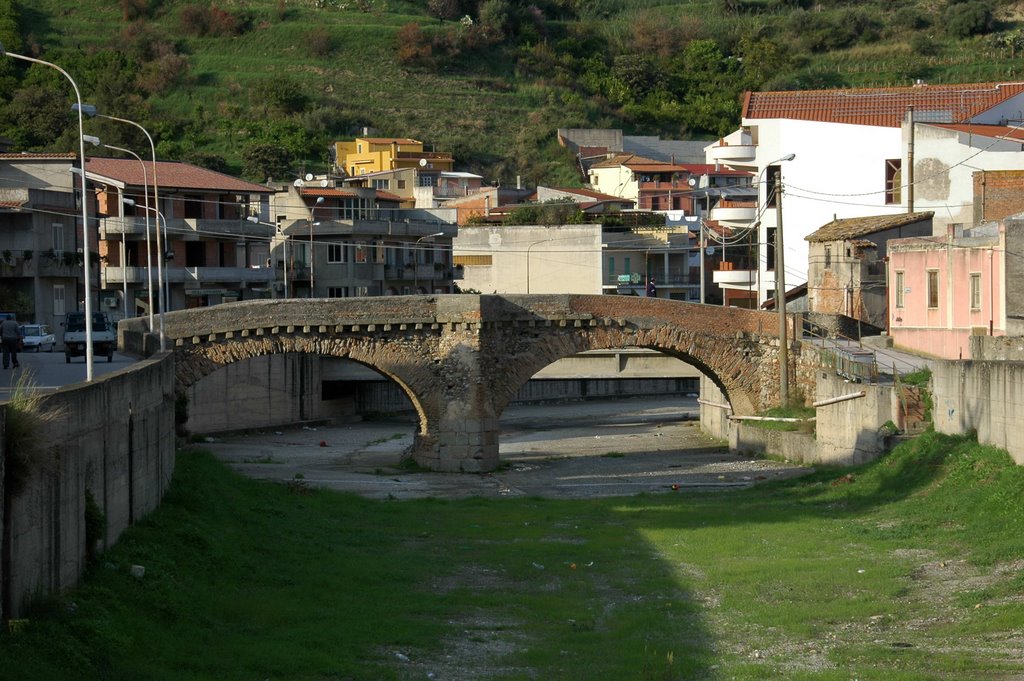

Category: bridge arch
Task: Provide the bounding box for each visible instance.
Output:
[121,295,788,472]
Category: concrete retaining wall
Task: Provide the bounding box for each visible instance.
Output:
[1,355,176,619]
[933,360,1024,464]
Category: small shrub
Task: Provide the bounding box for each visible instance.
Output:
[306,27,333,58]
[118,0,152,21]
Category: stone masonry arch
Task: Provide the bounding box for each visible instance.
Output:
[120,294,792,472]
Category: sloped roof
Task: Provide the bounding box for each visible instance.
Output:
[85,157,272,193]
[679,164,751,177]
[928,123,1024,141]
[0,152,77,160]
[743,82,1024,128]
[547,187,633,202]
[589,153,664,169]
[805,211,934,242]
[358,137,421,145]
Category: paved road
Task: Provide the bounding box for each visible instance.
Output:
[203,396,810,500]
[0,347,136,399]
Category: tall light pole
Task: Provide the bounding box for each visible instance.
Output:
[767,153,796,407]
[248,216,286,298]
[101,142,154,331]
[75,103,165,351]
[2,43,96,379]
[309,196,323,298]
[414,231,444,293]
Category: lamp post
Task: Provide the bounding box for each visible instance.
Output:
[248,216,286,298]
[309,196,324,298]
[102,143,154,331]
[414,231,444,293]
[526,238,557,294]
[1,42,96,379]
[765,153,796,407]
[75,103,165,351]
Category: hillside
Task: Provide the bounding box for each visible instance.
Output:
[2,0,1024,185]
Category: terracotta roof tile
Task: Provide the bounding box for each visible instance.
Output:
[85,157,272,193]
[928,123,1024,141]
[547,187,633,202]
[589,153,664,169]
[744,82,1024,128]
[0,152,77,160]
[0,200,25,209]
[805,211,934,242]
[357,137,421,145]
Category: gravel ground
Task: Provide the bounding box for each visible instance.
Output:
[202,396,811,499]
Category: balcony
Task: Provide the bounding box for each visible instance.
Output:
[103,266,150,285]
[708,204,756,223]
[164,265,277,285]
[712,261,757,288]
[706,143,756,163]
[99,216,151,237]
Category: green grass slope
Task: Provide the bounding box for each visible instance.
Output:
[2,431,1023,679]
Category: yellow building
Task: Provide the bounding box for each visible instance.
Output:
[334,137,455,177]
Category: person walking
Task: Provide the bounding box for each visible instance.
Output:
[1,314,22,369]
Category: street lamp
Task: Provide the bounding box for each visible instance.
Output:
[248,216,287,298]
[526,238,557,294]
[414,231,444,294]
[309,196,324,298]
[75,102,166,351]
[1,42,96,380]
[765,152,796,407]
[92,140,154,329]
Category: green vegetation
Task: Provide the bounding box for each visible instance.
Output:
[2,0,1024,182]
[3,432,1024,678]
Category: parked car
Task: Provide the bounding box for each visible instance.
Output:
[19,324,56,352]
[62,312,116,363]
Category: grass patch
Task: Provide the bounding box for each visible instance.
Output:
[3,433,1024,679]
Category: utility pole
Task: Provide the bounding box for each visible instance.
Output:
[774,169,789,407]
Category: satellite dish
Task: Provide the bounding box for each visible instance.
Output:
[705,246,715,255]
[687,177,697,187]
[304,173,314,181]
[419,158,428,167]
[320,179,329,187]
[293,179,304,187]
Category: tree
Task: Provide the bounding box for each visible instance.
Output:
[241,143,294,182]
[428,0,459,21]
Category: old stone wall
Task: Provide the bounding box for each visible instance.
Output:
[1,356,176,618]
[933,359,1024,464]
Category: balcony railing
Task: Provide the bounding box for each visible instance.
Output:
[707,143,756,163]
[164,265,277,284]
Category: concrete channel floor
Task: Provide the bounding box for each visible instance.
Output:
[201,396,811,500]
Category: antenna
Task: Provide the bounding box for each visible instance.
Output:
[320,179,329,187]
[305,173,314,181]
[419,158,428,167]
[293,179,304,187]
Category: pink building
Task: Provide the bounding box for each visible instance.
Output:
[888,223,1006,359]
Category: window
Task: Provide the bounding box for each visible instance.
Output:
[53,284,65,317]
[185,241,206,267]
[970,273,981,310]
[608,257,615,275]
[927,270,939,309]
[766,228,776,270]
[184,195,203,219]
[354,242,367,263]
[52,223,64,256]
[624,256,631,275]
[885,159,902,205]
[327,242,347,263]
[328,287,348,298]
[373,240,386,264]
[397,180,406,189]
[824,245,832,270]
[353,286,369,297]
[357,143,362,153]
[372,179,390,190]
[895,271,905,308]
[419,175,436,187]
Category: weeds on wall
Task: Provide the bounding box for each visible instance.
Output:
[3,372,66,496]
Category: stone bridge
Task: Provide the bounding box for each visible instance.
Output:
[122,295,792,472]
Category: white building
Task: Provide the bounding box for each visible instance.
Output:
[707,82,1024,305]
